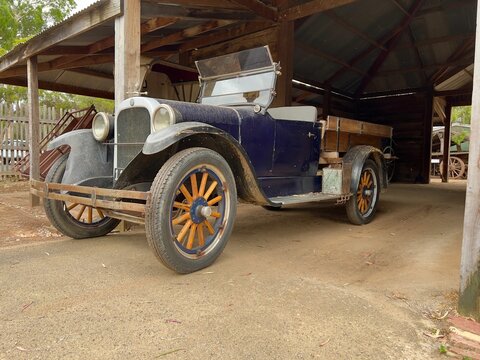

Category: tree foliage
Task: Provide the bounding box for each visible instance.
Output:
[452,106,471,125]
[0,0,115,114]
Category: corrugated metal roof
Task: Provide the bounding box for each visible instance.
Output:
[0,0,475,99]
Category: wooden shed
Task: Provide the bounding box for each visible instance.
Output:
[0,0,479,318]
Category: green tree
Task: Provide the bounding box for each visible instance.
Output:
[0,1,114,114]
[452,106,471,125]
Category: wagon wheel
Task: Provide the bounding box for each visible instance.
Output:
[382,146,396,183]
[43,154,119,239]
[440,156,466,180]
[146,147,237,273]
[346,159,380,225]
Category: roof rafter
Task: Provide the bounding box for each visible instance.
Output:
[142,20,235,53]
[278,0,356,21]
[354,0,425,95]
[228,0,278,21]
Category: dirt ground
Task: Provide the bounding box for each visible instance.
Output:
[0,179,466,359]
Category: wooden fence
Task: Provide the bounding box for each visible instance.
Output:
[0,103,72,180]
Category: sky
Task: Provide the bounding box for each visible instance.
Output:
[74,0,98,12]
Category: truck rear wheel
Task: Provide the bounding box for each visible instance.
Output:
[145,148,237,274]
[44,154,120,239]
[346,159,380,225]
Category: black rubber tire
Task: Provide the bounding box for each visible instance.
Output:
[346,159,380,225]
[43,154,120,239]
[262,205,282,211]
[145,147,237,274]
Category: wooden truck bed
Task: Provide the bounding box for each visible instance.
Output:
[321,115,393,153]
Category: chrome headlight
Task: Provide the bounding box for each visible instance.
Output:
[153,104,177,132]
[92,112,114,141]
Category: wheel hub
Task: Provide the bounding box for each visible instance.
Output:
[190,197,209,224]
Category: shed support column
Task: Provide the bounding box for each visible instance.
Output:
[27,56,40,207]
[441,103,452,183]
[459,1,480,320]
[272,21,294,107]
[114,0,141,110]
[421,88,434,184]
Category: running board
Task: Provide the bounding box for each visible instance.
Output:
[269,192,349,205]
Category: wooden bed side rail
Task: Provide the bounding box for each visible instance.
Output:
[325,116,393,138]
[30,180,149,214]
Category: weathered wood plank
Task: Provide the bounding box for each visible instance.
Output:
[27,57,40,207]
[278,0,355,21]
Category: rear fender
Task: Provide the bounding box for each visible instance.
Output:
[342,145,387,193]
[47,129,113,186]
[116,123,277,206]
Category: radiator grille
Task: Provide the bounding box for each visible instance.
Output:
[116,108,151,172]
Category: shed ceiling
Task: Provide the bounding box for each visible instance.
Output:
[0,0,475,102]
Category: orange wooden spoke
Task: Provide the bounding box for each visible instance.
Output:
[177,220,193,242]
[367,180,373,188]
[96,208,105,219]
[197,223,205,246]
[172,212,191,225]
[198,172,208,197]
[203,181,218,200]
[179,184,193,203]
[357,196,362,205]
[190,174,198,198]
[87,206,93,223]
[204,219,215,235]
[75,205,86,220]
[173,201,190,211]
[186,224,197,249]
[67,203,79,211]
[211,211,221,218]
[207,195,223,206]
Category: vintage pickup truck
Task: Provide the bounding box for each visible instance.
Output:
[32,46,392,273]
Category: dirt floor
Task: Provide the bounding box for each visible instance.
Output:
[0,180,466,359]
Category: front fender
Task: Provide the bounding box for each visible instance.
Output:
[343,145,387,193]
[116,122,277,206]
[47,129,113,186]
[142,122,222,155]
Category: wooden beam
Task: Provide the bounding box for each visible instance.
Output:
[354,0,425,95]
[41,46,91,55]
[279,0,355,21]
[421,87,433,184]
[2,77,114,99]
[459,0,480,321]
[144,0,243,10]
[27,57,40,207]
[441,103,452,182]
[297,42,367,76]
[0,0,121,73]
[0,55,114,79]
[142,20,235,53]
[272,21,294,107]
[115,0,141,109]
[141,2,257,21]
[324,10,387,51]
[179,22,271,53]
[68,68,114,80]
[229,0,277,20]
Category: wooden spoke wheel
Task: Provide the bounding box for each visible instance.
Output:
[146,148,237,274]
[440,156,466,180]
[43,154,119,239]
[346,159,380,225]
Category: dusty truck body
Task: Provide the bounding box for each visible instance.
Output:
[33,46,392,273]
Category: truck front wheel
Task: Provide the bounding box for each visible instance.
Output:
[346,159,380,225]
[146,148,237,274]
[43,154,120,239]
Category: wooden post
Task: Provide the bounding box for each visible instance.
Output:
[421,88,434,184]
[459,1,480,320]
[272,21,294,107]
[114,0,141,111]
[441,103,452,182]
[27,56,40,207]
